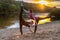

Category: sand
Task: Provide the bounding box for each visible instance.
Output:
[0,21,60,40]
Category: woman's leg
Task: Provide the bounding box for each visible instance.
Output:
[20,23,23,35]
[34,18,39,33]
[28,27,33,32]
[34,21,38,33]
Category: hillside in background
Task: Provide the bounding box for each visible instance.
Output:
[22,2,55,13]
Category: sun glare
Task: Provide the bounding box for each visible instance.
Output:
[37,0,53,10]
[31,18,51,25]
[38,18,51,24]
[39,0,49,5]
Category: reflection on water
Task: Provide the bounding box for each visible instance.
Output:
[38,18,51,24]
[0,13,19,29]
[7,21,19,29]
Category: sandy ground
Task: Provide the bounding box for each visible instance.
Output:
[0,21,60,40]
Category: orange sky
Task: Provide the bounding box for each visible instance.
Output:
[22,0,53,3]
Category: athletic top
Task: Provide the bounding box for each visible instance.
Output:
[29,10,39,20]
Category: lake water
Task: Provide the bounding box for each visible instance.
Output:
[6,20,19,29]
[6,13,50,29]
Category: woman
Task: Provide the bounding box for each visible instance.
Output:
[29,9,40,33]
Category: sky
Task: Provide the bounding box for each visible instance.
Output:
[15,0,33,1]
[15,0,39,2]
[15,0,40,3]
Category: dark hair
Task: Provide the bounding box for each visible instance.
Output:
[30,9,32,13]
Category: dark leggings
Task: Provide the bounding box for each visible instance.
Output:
[34,19,39,33]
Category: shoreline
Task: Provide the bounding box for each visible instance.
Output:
[0,21,60,40]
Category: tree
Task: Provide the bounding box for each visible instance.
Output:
[49,8,60,21]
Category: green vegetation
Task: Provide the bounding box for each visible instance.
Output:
[0,1,20,14]
[49,8,60,21]
[0,0,20,28]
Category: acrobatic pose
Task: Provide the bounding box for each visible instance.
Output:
[19,4,50,35]
[29,9,50,33]
[29,10,40,33]
[19,6,34,35]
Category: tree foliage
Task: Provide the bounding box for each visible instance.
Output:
[49,8,60,21]
[0,0,20,14]
[0,0,20,28]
